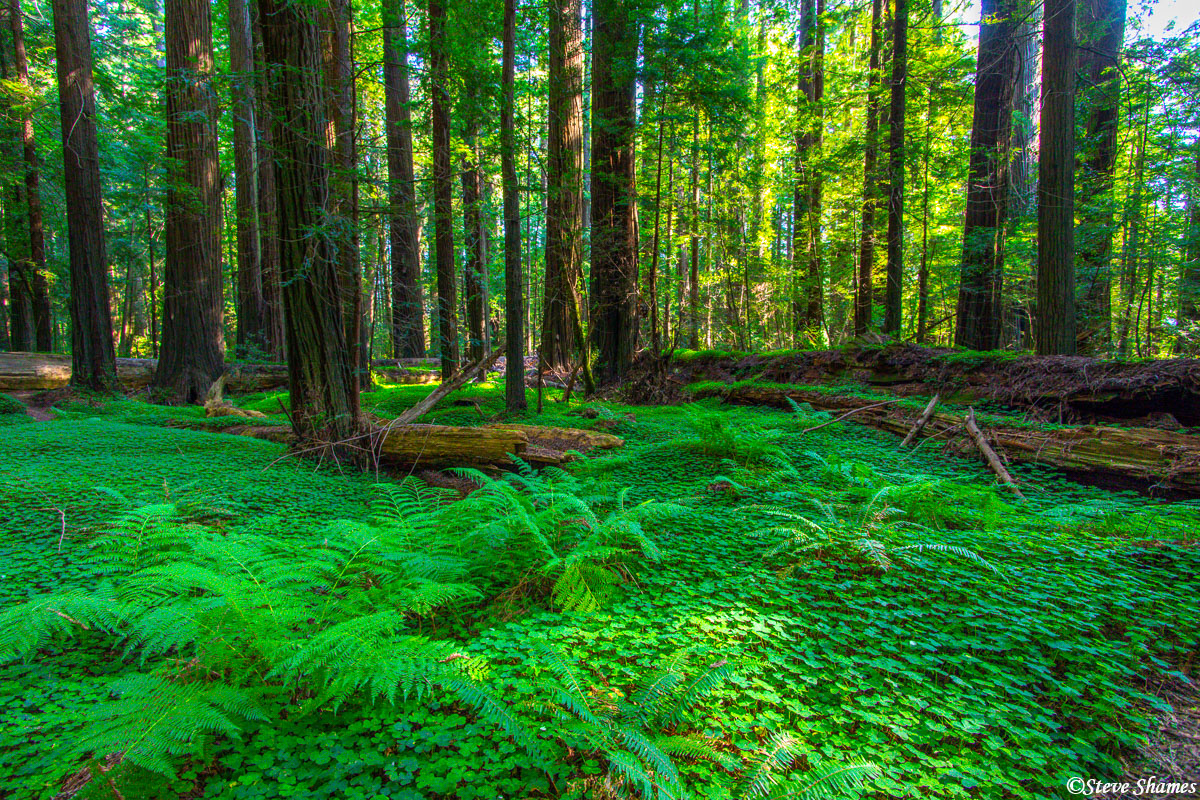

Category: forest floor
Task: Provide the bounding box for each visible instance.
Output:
[0,380,1198,799]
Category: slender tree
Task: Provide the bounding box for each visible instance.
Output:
[462,134,488,362]
[5,0,52,351]
[793,0,824,343]
[542,0,587,373]
[883,0,908,335]
[428,0,459,378]
[155,0,225,402]
[854,0,883,335]
[324,0,364,398]
[501,0,524,410]
[1036,0,1077,354]
[260,0,360,448]
[1178,143,1200,347]
[230,0,264,358]
[52,0,117,390]
[253,2,284,358]
[953,0,1020,351]
[1074,0,1126,352]
[383,0,425,357]
[590,0,638,381]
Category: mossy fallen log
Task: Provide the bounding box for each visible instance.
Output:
[698,384,1200,495]
[0,352,437,393]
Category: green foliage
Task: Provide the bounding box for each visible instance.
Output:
[0,393,25,415]
[659,404,787,466]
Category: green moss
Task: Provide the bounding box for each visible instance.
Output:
[0,393,25,415]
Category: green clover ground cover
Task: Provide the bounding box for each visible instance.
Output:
[1,385,1197,799]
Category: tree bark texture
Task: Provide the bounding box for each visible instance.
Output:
[590,0,639,382]
[156,0,226,403]
[383,0,425,358]
[260,0,360,448]
[52,0,118,391]
[1036,0,1078,355]
[501,0,525,411]
[883,0,908,335]
[793,0,824,343]
[462,136,488,362]
[428,0,459,379]
[854,0,883,335]
[231,0,264,358]
[542,0,586,371]
[953,0,1019,351]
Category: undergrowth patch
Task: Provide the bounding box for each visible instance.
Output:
[1,387,1197,799]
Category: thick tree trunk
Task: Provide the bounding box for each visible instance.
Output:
[260,0,361,451]
[383,0,425,358]
[793,0,824,343]
[156,0,225,403]
[501,0,525,411]
[230,0,264,358]
[883,0,908,336]
[5,0,52,351]
[542,0,586,372]
[590,0,639,382]
[323,0,363,400]
[1036,0,1078,355]
[854,0,883,335]
[462,135,488,363]
[52,0,118,391]
[953,0,1019,351]
[428,0,459,379]
[1074,0,1126,353]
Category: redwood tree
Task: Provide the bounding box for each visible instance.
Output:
[52,0,117,390]
[428,0,459,378]
[383,0,424,357]
[854,0,883,335]
[1075,0,1126,352]
[590,0,638,382]
[230,0,264,358]
[793,0,824,343]
[953,0,1019,351]
[501,0,524,410]
[1036,0,1077,355]
[155,0,225,403]
[883,0,908,336]
[260,0,360,448]
[5,0,52,351]
[542,0,586,372]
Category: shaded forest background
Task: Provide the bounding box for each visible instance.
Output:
[1,0,1198,381]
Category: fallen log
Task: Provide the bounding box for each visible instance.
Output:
[964,408,1025,499]
[483,424,623,453]
[376,424,528,466]
[392,346,504,425]
[695,384,1200,495]
[0,352,437,393]
[901,393,940,447]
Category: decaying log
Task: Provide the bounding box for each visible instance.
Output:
[483,424,623,453]
[0,351,437,393]
[901,393,940,447]
[695,384,1200,495]
[376,424,528,466]
[964,408,1025,498]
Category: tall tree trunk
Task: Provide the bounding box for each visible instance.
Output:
[323,0,363,400]
[793,0,824,344]
[156,0,224,402]
[854,0,883,335]
[462,134,488,363]
[52,0,117,390]
[1116,107,1147,356]
[428,0,458,379]
[883,0,908,335]
[542,0,586,372]
[384,0,425,358]
[1035,0,1077,355]
[253,2,284,359]
[260,0,360,450]
[1179,142,1200,351]
[501,0,524,411]
[230,0,263,358]
[6,0,52,351]
[1004,2,1039,348]
[953,0,1019,351]
[1074,0,1126,353]
[648,97,665,356]
[590,0,638,381]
